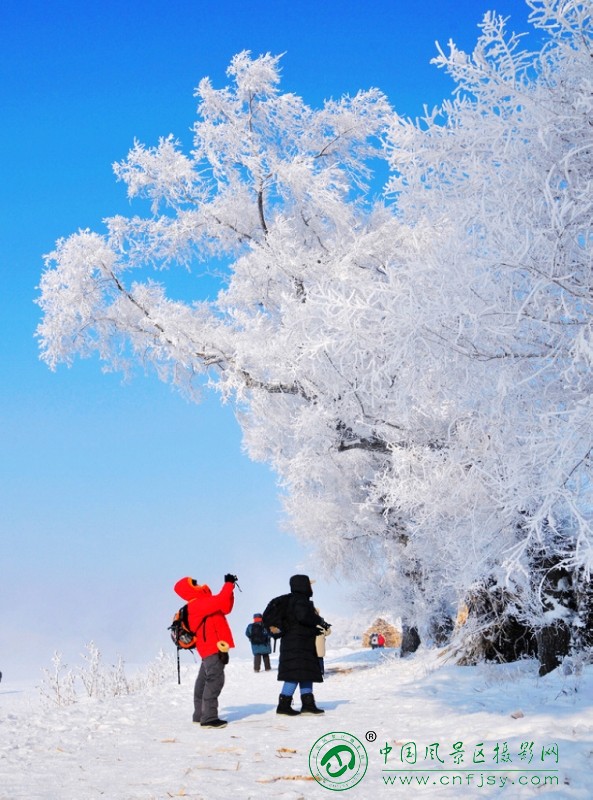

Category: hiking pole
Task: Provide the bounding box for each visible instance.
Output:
[176,646,181,685]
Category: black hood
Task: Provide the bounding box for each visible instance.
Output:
[290,574,312,596]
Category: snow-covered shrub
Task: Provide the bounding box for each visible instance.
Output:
[79,640,106,698]
[40,652,77,707]
[106,655,131,697]
[40,643,138,706]
[129,650,178,691]
[78,641,133,699]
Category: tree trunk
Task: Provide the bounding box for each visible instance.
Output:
[400,624,421,657]
[530,536,578,675]
[456,580,537,665]
[427,606,454,647]
[574,569,593,651]
[536,622,571,677]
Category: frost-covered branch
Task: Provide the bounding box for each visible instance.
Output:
[37,27,593,656]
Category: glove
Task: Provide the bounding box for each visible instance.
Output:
[224,573,238,584]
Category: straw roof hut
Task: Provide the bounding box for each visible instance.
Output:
[362,617,402,648]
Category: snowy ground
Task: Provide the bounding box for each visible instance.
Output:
[1,646,591,799]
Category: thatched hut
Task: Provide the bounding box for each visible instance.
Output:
[362,617,402,648]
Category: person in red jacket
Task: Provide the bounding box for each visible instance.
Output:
[174,573,237,729]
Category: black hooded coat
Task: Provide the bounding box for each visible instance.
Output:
[277,575,327,684]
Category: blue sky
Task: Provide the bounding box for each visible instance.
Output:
[1,0,533,678]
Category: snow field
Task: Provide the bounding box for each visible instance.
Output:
[0,647,591,799]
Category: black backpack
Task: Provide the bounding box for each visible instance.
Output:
[262,593,291,638]
[249,622,269,645]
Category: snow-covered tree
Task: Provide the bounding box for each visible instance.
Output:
[37,1,593,667]
[380,0,593,664]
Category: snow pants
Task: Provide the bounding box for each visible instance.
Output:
[253,653,271,671]
[193,653,226,723]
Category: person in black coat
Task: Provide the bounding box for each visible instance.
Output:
[275,574,330,716]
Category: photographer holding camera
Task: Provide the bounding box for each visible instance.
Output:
[173,573,238,728]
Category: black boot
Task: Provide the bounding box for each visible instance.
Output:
[276,694,300,716]
[300,693,325,714]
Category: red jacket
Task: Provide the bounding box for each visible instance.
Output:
[174,577,235,659]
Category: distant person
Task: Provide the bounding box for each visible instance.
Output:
[245,613,272,672]
[274,574,331,716]
[370,632,379,649]
[174,573,237,729]
[377,633,386,648]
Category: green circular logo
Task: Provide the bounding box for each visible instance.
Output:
[309,731,368,791]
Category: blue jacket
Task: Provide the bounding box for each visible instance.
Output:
[245,622,272,655]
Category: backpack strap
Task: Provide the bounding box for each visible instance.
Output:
[181,599,214,644]
[195,611,215,642]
